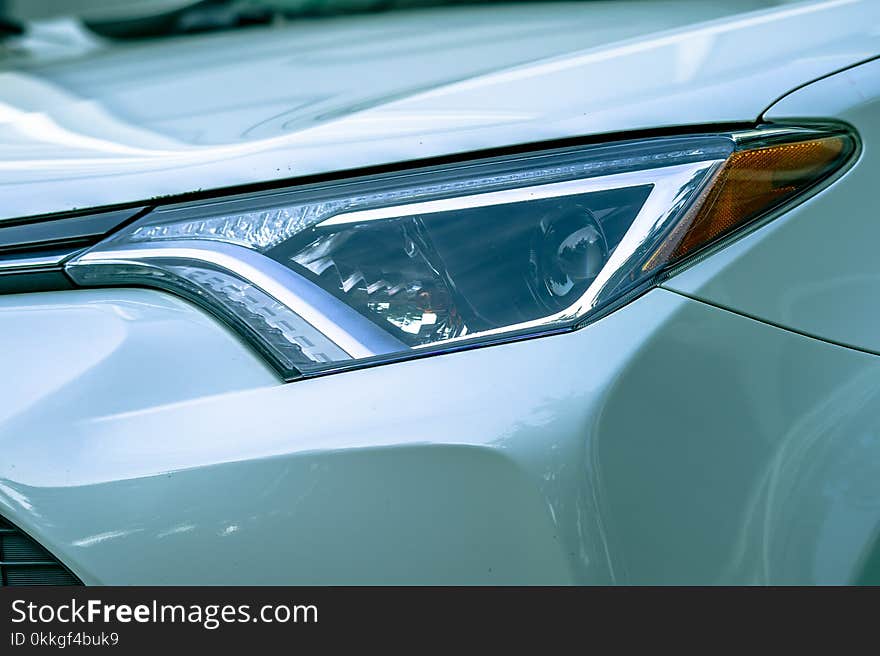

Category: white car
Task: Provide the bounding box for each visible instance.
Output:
[1,0,880,585]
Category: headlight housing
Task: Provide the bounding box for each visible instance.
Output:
[64,125,855,379]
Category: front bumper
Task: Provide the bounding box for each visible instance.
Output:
[3,285,880,584]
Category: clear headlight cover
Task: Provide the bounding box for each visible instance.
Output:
[65,128,854,379]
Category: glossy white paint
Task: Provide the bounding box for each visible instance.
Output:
[1,0,879,220]
[664,58,880,354]
[4,286,880,583]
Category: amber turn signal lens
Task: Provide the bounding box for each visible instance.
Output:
[645,134,853,271]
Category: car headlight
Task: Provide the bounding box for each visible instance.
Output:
[65,125,855,379]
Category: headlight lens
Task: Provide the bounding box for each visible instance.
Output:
[65,127,854,379]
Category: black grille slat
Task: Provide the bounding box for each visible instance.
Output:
[6,567,79,586]
[1,561,59,566]
[0,516,82,586]
[3,534,53,560]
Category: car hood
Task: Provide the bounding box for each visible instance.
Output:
[1,0,878,220]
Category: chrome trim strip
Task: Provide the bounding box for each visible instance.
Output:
[67,164,724,359]
[70,241,407,359]
[731,124,845,148]
[0,250,78,271]
[70,162,720,358]
[319,167,684,227]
